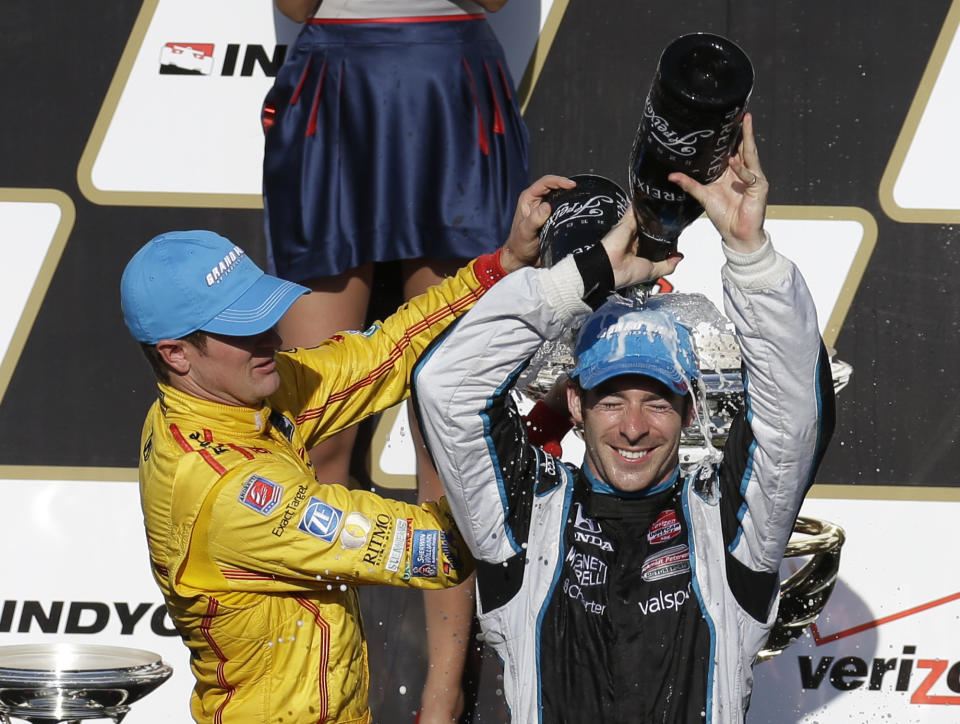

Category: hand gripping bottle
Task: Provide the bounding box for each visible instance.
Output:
[629,33,754,261]
[538,174,628,266]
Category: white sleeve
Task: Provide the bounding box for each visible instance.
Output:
[720,233,835,574]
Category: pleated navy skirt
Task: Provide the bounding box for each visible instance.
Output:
[262,16,530,281]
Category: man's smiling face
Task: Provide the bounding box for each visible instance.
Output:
[568,374,692,493]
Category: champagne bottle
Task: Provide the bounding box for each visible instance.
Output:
[538,174,628,266]
[629,33,754,261]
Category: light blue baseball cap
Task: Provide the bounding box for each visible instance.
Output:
[121,230,308,344]
[571,296,699,394]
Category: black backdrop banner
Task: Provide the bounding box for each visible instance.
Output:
[1,0,957,486]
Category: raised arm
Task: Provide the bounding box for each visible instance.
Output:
[413,209,680,562]
[716,240,835,581]
[673,113,835,584]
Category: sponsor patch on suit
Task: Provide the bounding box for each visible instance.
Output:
[297,498,343,542]
[238,475,283,516]
[411,530,439,577]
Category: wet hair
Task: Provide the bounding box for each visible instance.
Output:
[139,330,208,383]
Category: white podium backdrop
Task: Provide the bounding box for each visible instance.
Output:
[3,480,959,722]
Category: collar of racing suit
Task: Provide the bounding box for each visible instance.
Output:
[581,460,681,499]
[155,381,273,436]
[581,465,682,523]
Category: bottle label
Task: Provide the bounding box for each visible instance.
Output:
[705,108,743,180]
[644,98,716,158]
[549,194,627,228]
[631,178,686,203]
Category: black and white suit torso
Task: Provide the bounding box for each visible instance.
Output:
[415,239,835,723]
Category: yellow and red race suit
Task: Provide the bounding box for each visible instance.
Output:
[138,253,504,723]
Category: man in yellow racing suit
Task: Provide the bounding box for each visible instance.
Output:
[119,176,569,723]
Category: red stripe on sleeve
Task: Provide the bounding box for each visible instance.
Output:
[293,264,508,425]
[293,288,485,425]
[227,443,255,460]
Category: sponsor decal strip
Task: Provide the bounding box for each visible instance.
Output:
[170,424,226,474]
[199,597,235,724]
[811,590,960,645]
[385,518,407,572]
[294,597,331,721]
[295,288,484,424]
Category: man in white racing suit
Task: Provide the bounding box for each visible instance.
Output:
[414,115,836,723]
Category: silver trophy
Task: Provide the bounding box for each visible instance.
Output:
[0,644,172,723]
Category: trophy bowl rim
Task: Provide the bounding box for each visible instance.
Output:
[0,643,172,686]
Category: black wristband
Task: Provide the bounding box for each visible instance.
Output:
[572,243,615,310]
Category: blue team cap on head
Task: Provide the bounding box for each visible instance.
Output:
[571,296,699,394]
[120,230,308,344]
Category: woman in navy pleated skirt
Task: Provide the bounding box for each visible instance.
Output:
[263,2,529,723]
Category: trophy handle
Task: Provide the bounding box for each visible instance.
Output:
[757,516,846,662]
